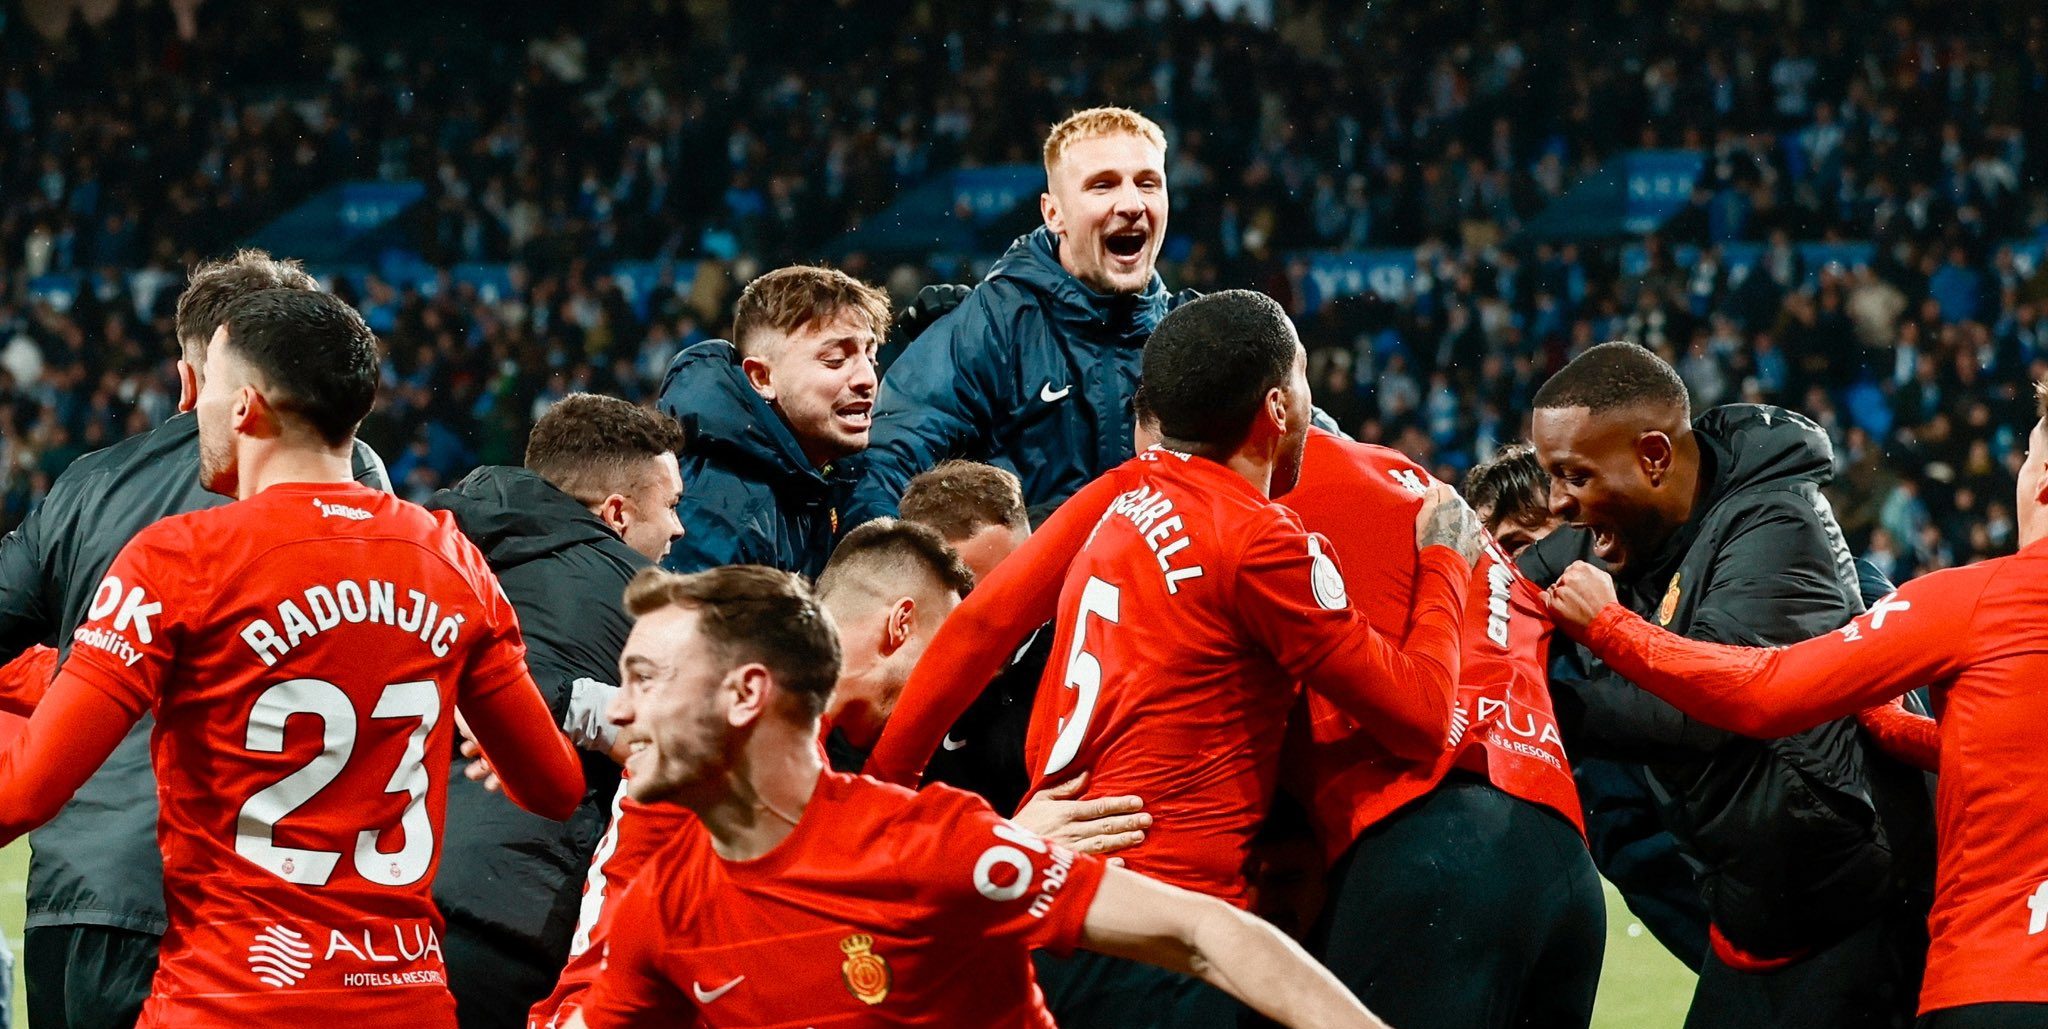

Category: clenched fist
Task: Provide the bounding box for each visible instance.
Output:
[1547,560,1620,633]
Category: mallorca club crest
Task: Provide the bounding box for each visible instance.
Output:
[1657,572,1682,626]
[839,933,891,1005]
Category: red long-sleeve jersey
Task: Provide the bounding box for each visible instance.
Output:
[1283,433,1582,864]
[0,482,582,1026]
[1574,535,2048,1014]
[881,447,1467,905]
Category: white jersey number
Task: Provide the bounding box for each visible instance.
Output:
[235,677,441,887]
[1042,577,1120,777]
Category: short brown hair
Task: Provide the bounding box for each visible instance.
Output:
[174,249,318,361]
[1043,107,1167,177]
[817,518,975,601]
[526,394,685,504]
[624,565,841,718]
[898,461,1027,542]
[1465,444,1549,529]
[731,265,891,359]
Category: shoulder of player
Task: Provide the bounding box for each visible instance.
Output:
[846,774,988,850]
[1905,548,2032,620]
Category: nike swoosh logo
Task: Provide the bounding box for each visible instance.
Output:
[693,976,745,1003]
[942,734,968,751]
[1040,382,1072,402]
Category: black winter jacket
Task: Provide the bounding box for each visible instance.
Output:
[428,466,639,962]
[1523,404,1933,958]
[658,340,859,577]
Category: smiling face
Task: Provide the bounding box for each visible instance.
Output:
[617,452,686,562]
[1530,405,1678,577]
[740,306,880,468]
[609,605,737,804]
[1041,132,1169,295]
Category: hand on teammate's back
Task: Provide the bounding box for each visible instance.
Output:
[1414,482,1483,566]
[1011,771,1152,856]
[1546,561,1620,633]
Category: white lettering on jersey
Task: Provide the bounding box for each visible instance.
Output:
[2030,881,2048,936]
[1388,468,1431,496]
[312,498,373,520]
[88,575,161,645]
[323,922,443,964]
[240,579,466,666]
[1838,593,1912,643]
[1485,561,1515,648]
[1106,485,1206,594]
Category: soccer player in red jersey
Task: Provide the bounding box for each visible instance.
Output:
[526,519,1148,1029]
[1545,379,2048,1028]
[0,289,583,1026]
[564,564,1390,1029]
[1281,431,1604,1029]
[873,290,1481,1025]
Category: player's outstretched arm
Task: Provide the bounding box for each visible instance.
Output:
[0,645,57,717]
[1549,559,1981,738]
[459,668,585,822]
[1240,486,1476,762]
[1080,866,1391,1029]
[0,667,142,841]
[866,470,1123,786]
[1856,697,1939,772]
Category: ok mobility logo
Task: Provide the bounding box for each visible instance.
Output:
[71,575,162,667]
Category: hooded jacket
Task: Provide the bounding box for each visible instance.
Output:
[427,465,638,961]
[1523,404,1933,960]
[846,226,1184,525]
[658,340,860,577]
[0,412,387,937]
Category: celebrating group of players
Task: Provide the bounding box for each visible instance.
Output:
[0,102,2040,1029]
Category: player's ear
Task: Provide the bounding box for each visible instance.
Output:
[882,597,915,654]
[593,493,631,537]
[233,385,269,436]
[1264,386,1288,436]
[175,358,199,414]
[739,351,775,402]
[1040,191,1062,236]
[725,663,771,728]
[1636,430,1674,486]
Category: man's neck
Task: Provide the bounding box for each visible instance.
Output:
[689,724,825,863]
[1163,438,1275,497]
[237,445,358,501]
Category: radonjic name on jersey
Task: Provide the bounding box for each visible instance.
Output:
[237,578,472,667]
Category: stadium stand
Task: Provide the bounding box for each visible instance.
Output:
[1,0,2043,587]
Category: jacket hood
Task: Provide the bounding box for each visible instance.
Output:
[1694,404,1837,499]
[984,226,1171,348]
[428,465,635,570]
[658,340,856,494]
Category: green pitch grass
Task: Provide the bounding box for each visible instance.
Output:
[2,839,23,1026]
[0,842,1690,1027]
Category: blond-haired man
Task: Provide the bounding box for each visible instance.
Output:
[656,264,892,577]
[848,106,1189,526]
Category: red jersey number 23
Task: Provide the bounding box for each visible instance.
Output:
[235,677,441,888]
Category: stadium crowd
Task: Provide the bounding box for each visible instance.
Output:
[3,0,2048,582]
[0,0,2045,1023]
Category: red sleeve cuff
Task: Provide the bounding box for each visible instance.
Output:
[1033,849,1109,958]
